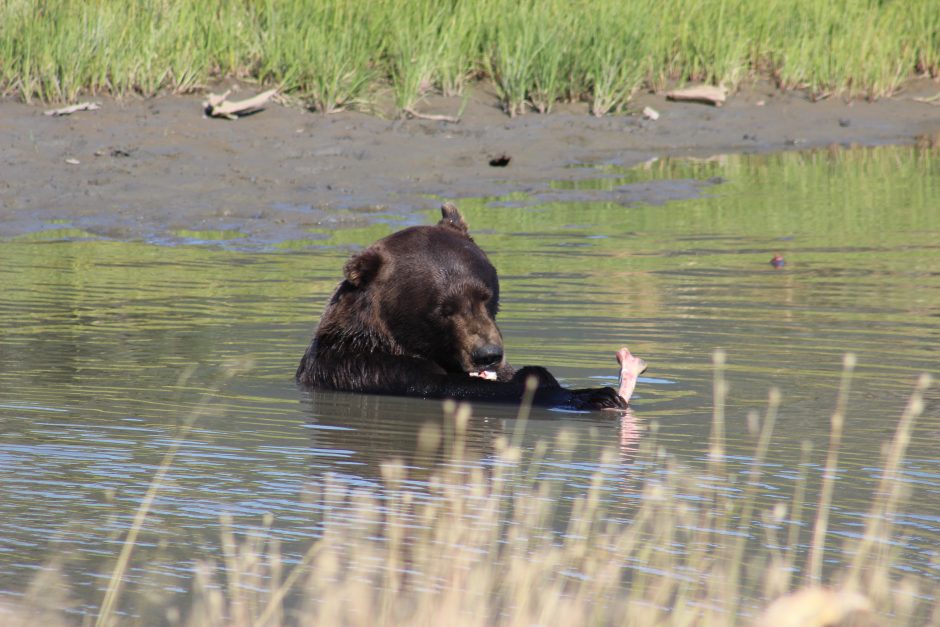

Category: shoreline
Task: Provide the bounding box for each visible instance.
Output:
[2,80,938,248]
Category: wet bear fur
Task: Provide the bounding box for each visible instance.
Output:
[296,203,625,410]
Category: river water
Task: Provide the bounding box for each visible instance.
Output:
[1,145,938,622]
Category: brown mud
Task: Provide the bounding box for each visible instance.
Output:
[2,80,938,247]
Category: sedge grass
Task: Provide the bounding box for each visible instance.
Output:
[381,1,450,115]
[38,353,933,626]
[0,0,936,112]
[255,0,378,113]
[179,359,933,626]
[582,1,654,117]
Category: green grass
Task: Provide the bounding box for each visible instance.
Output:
[256,0,379,113]
[0,0,937,114]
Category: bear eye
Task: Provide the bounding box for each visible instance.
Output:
[440,303,456,317]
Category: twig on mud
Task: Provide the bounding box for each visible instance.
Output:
[203,89,278,120]
[44,102,100,117]
[403,107,460,123]
[913,93,940,106]
[666,85,727,107]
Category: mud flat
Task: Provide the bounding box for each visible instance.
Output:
[2,80,938,246]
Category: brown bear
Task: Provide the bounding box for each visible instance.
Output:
[296,203,627,410]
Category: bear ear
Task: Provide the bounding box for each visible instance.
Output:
[438,202,469,236]
[344,248,383,287]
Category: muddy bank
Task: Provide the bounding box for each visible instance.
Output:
[2,81,938,247]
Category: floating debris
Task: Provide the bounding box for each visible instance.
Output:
[913,93,940,106]
[403,107,460,123]
[666,85,727,107]
[44,102,100,117]
[642,106,660,121]
[203,89,278,120]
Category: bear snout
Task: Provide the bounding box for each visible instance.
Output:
[470,343,504,370]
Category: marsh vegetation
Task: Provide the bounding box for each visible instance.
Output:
[2,0,937,114]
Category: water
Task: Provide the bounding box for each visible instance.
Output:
[1,146,938,622]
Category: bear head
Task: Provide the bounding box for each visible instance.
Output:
[338,203,505,374]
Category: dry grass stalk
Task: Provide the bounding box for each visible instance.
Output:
[28,356,933,626]
[806,354,856,585]
[177,365,935,626]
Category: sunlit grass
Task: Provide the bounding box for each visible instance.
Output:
[255,0,378,113]
[0,0,936,112]
[8,354,936,625]
[176,358,940,624]
[582,2,654,117]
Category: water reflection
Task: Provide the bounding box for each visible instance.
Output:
[301,389,645,495]
[0,145,938,620]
